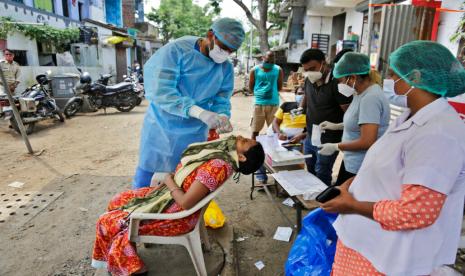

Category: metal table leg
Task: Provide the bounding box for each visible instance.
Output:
[250,172,255,200]
[262,184,294,228]
[295,200,303,233]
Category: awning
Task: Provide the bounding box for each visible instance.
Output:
[105,36,134,45]
[355,0,394,12]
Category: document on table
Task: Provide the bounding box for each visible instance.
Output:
[271,169,327,196]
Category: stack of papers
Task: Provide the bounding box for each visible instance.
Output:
[272,169,327,197]
[257,135,311,167]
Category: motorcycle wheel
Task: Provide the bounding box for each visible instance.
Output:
[56,111,65,122]
[136,97,142,106]
[10,118,35,135]
[64,101,82,118]
[115,93,137,112]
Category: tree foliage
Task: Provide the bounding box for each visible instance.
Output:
[146,0,218,44]
[211,0,285,52]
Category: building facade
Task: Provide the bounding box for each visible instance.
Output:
[276,0,463,75]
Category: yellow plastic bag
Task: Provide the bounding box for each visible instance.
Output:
[204,200,226,229]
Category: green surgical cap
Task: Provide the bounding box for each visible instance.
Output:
[389,40,465,98]
[333,52,371,78]
[211,18,245,50]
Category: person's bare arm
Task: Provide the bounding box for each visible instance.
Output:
[248,69,255,95]
[272,117,282,133]
[164,174,209,210]
[340,104,349,112]
[300,93,306,109]
[338,124,379,151]
[278,68,284,91]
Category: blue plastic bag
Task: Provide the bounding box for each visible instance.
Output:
[285,208,338,276]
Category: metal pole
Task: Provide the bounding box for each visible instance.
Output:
[367,0,374,56]
[0,69,34,154]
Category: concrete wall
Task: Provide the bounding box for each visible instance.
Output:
[0,0,81,28]
[304,15,333,45]
[344,8,364,40]
[122,0,135,28]
[84,22,118,81]
[286,14,333,63]
[5,32,40,67]
[89,0,105,22]
[2,31,105,92]
[436,0,462,56]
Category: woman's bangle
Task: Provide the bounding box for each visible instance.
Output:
[169,187,183,195]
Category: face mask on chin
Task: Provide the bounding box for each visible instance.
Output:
[263,62,274,69]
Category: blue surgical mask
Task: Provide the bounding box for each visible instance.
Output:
[383,79,406,107]
[295,95,303,104]
[383,78,414,108]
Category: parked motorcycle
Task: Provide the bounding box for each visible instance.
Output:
[124,67,144,106]
[97,73,113,85]
[5,74,65,134]
[0,94,14,121]
[63,69,138,118]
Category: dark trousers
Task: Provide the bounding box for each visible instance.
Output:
[335,160,356,186]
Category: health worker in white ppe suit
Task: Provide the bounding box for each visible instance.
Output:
[133,18,245,188]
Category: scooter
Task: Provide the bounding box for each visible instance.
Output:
[63,69,138,117]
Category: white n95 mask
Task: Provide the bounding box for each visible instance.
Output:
[338,84,355,97]
[338,77,356,97]
[303,71,323,83]
[209,43,229,63]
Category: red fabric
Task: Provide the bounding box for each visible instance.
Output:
[331,184,446,275]
[92,159,233,276]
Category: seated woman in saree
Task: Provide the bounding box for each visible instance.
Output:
[91,135,265,276]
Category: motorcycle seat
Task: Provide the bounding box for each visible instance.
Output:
[104,82,133,93]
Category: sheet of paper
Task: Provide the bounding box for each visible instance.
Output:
[311,124,321,146]
[273,226,293,242]
[272,170,327,196]
[254,260,265,270]
[282,197,295,207]
[8,181,24,188]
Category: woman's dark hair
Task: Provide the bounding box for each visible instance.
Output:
[237,143,265,175]
[300,48,325,64]
[3,49,13,54]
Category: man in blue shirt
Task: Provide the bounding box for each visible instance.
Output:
[249,51,283,183]
[249,51,284,140]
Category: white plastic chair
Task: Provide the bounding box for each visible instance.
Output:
[128,183,227,276]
